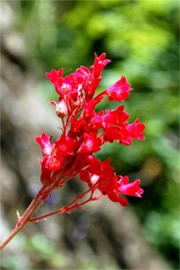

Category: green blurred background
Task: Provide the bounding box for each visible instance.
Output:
[1,0,179,269]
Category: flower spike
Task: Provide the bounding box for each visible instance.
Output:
[0,53,146,250]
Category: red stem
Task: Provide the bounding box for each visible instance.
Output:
[0,185,50,251]
[29,184,101,223]
[0,195,43,251]
[94,89,107,100]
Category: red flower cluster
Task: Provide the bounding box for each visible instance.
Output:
[36,53,145,208]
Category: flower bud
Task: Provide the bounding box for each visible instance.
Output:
[56,100,68,118]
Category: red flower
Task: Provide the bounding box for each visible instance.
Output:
[97,159,114,192]
[108,191,128,207]
[83,95,104,121]
[91,111,104,129]
[85,77,102,101]
[69,116,86,137]
[40,158,53,185]
[92,52,111,78]
[50,100,68,118]
[79,132,102,153]
[46,68,64,84]
[35,133,52,156]
[106,75,132,101]
[103,105,129,128]
[118,176,144,198]
[55,135,76,156]
[127,119,146,140]
[44,156,63,172]
[36,52,145,209]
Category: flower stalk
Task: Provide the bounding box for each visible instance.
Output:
[0,53,145,250]
[0,195,43,250]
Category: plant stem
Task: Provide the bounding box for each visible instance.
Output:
[29,188,103,224]
[29,207,65,223]
[0,183,101,250]
[0,196,43,251]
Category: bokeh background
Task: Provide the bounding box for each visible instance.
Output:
[0,0,179,269]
